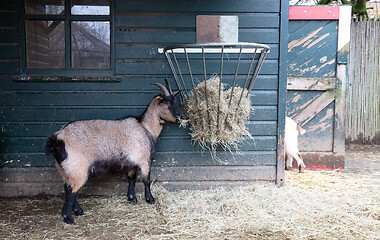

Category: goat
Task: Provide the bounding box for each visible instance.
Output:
[284,116,306,173]
[45,80,184,224]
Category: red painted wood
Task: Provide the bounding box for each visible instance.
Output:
[289,6,340,20]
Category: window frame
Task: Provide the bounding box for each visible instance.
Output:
[19,0,114,76]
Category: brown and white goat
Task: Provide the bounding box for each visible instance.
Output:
[45,81,184,224]
[285,116,306,173]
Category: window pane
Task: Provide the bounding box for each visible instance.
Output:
[26,20,65,69]
[25,0,65,15]
[71,21,110,69]
[71,0,110,15]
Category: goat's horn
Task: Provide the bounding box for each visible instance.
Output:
[164,79,173,95]
[152,83,170,96]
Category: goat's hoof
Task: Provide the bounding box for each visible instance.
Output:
[63,215,74,224]
[285,166,292,171]
[73,207,84,216]
[146,197,155,204]
[128,197,138,204]
[298,165,305,173]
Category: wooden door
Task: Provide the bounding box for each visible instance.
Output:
[286,6,351,169]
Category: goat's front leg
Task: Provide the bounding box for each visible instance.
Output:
[285,154,293,171]
[127,168,138,203]
[140,163,155,204]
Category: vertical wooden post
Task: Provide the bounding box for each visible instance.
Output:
[335,6,351,155]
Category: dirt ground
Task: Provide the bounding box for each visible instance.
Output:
[0,145,379,240]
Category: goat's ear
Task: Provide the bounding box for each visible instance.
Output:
[156,94,164,104]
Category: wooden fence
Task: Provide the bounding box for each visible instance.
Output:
[346,18,380,144]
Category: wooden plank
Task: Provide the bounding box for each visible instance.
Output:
[286,90,322,118]
[152,165,276,182]
[115,0,280,13]
[0,166,276,197]
[0,179,273,197]
[0,90,278,107]
[289,6,340,20]
[297,103,334,152]
[0,150,276,168]
[0,153,55,168]
[1,76,176,91]
[0,61,18,74]
[0,121,277,138]
[115,44,279,60]
[116,29,279,44]
[0,29,18,42]
[334,65,346,154]
[0,45,19,59]
[115,13,280,29]
[154,151,276,166]
[287,77,336,90]
[0,105,278,122]
[0,12,17,27]
[1,74,278,91]
[115,59,278,75]
[156,136,277,152]
[0,135,276,153]
[276,0,289,186]
[0,165,276,183]
[293,91,335,126]
[0,2,18,9]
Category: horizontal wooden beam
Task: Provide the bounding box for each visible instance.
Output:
[289,6,340,20]
[0,166,276,197]
[287,77,336,90]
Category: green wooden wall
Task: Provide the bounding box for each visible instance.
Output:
[0,0,288,196]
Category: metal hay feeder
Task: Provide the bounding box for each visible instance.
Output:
[159,42,270,146]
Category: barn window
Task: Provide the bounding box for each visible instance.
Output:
[22,0,112,73]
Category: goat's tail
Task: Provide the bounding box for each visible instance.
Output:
[45,134,67,165]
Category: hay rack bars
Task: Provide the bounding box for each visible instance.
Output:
[159,42,270,129]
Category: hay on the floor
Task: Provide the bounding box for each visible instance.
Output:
[181,76,252,152]
[1,168,379,240]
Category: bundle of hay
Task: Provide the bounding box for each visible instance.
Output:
[181,76,252,151]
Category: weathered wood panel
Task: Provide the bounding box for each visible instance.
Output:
[346,19,380,144]
[288,20,337,78]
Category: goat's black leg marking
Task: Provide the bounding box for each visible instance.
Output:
[64,184,84,216]
[62,184,84,224]
[143,172,155,204]
[62,184,76,224]
[127,171,138,203]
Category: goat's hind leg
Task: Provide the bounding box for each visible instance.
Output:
[127,168,138,203]
[64,184,84,216]
[61,184,77,224]
[294,153,306,173]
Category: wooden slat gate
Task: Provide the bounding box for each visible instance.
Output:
[287,6,351,169]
